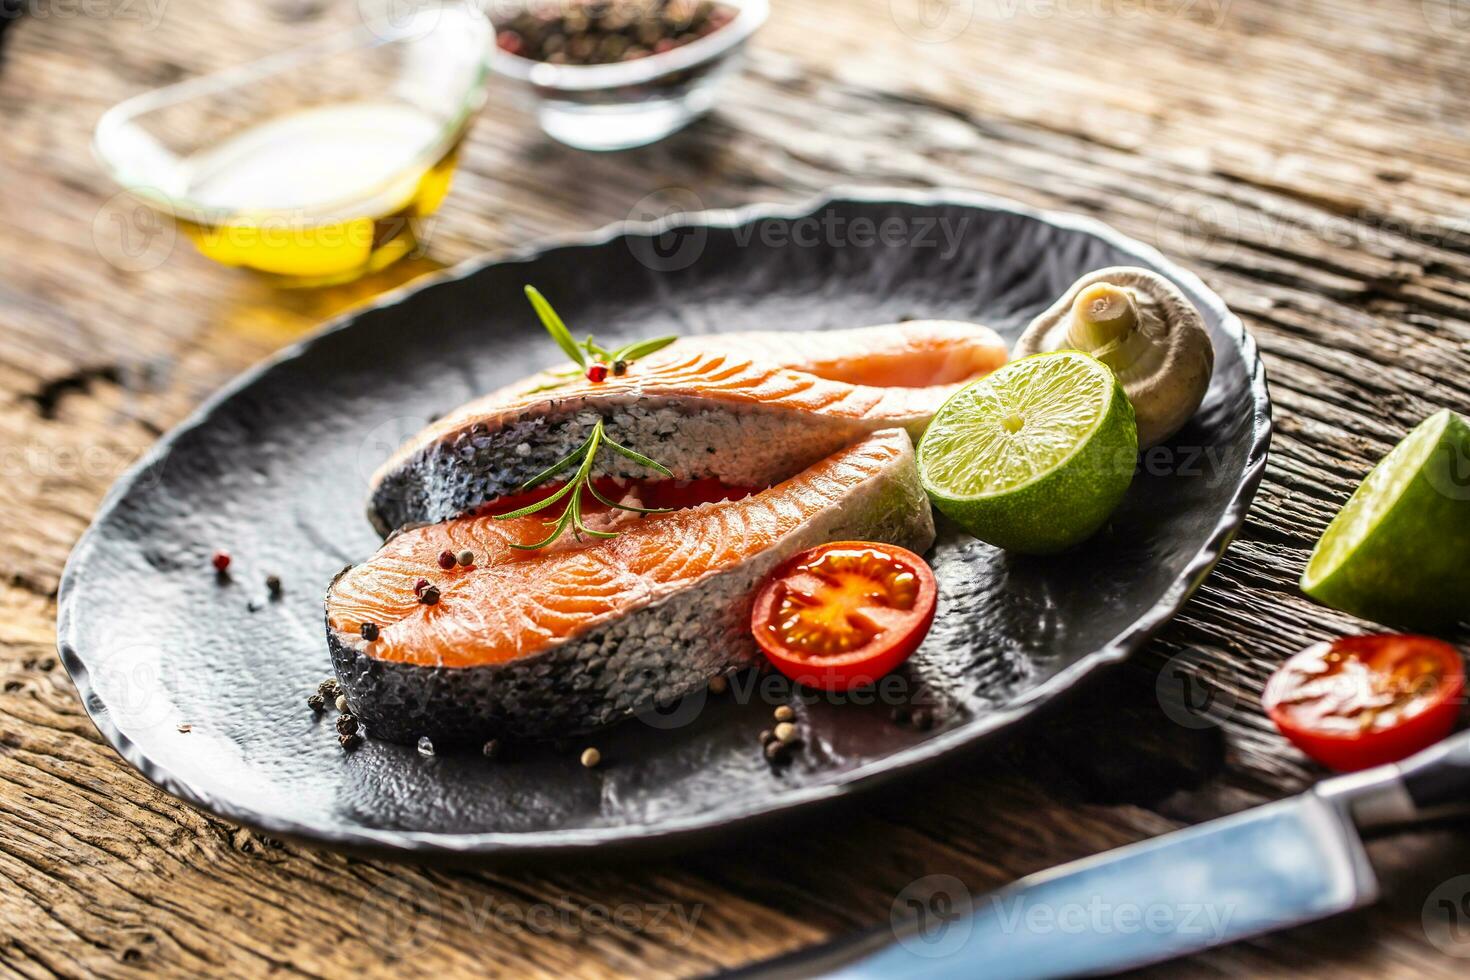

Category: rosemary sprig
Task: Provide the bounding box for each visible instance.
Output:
[495,419,673,550]
[525,285,586,368]
[522,286,678,386]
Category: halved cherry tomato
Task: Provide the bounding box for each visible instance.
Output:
[750,541,937,691]
[1263,634,1465,772]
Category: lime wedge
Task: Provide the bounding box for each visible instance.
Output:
[1302,409,1470,628]
[918,350,1138,554]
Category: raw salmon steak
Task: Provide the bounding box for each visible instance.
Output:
[368,320,1006,534]
[328,429,934,743]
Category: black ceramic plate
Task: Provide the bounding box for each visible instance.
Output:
[58,190,1270,858]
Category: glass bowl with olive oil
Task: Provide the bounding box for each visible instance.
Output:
[93,3,492,286]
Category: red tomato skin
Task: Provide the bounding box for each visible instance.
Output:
[750,542,938,692]
[1263,635,1465,772]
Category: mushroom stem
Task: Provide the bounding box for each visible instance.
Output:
[1067,283,1138,353]
[1012,266,1215,448]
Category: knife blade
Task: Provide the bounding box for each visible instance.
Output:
[727,729,1470,979]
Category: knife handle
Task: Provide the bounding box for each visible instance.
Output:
[1398,728,1470,818]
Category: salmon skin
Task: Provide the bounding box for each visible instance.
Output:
[368,321,1006,535]
[328,429,934,744]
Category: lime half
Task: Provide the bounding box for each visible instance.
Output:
[918,350,1138,554]
[1302,409,1470,628]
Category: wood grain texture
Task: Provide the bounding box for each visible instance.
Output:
[3,0,1470,976]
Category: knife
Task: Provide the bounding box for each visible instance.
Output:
[727,729,1470,979]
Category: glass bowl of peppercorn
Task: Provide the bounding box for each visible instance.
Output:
[490,0,765,150]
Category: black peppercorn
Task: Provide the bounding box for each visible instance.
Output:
[495,0,738,66]
[360,622,380,641]
[419,584,441,606]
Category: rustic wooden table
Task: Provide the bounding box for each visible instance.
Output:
[4,0,1470,976]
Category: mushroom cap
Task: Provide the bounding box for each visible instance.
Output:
[1013,267,1215,448]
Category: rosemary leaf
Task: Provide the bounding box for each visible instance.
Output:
[586,479,673,515]
[603,434,675,477]
[611,335,678,362]
[509,507,575,550]
[570,486,619,539]
[583,335,615,360]
[525,285,586,368]
[492,415,676,550]
[518,426,601,491]
[493,479,576,520]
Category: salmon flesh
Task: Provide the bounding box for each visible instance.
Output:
[328,429,935,743]
[367,321,1006,534]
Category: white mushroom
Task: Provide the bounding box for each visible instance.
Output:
[1013,267,1214,448]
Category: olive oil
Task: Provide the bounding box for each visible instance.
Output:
[175,102,462,285]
